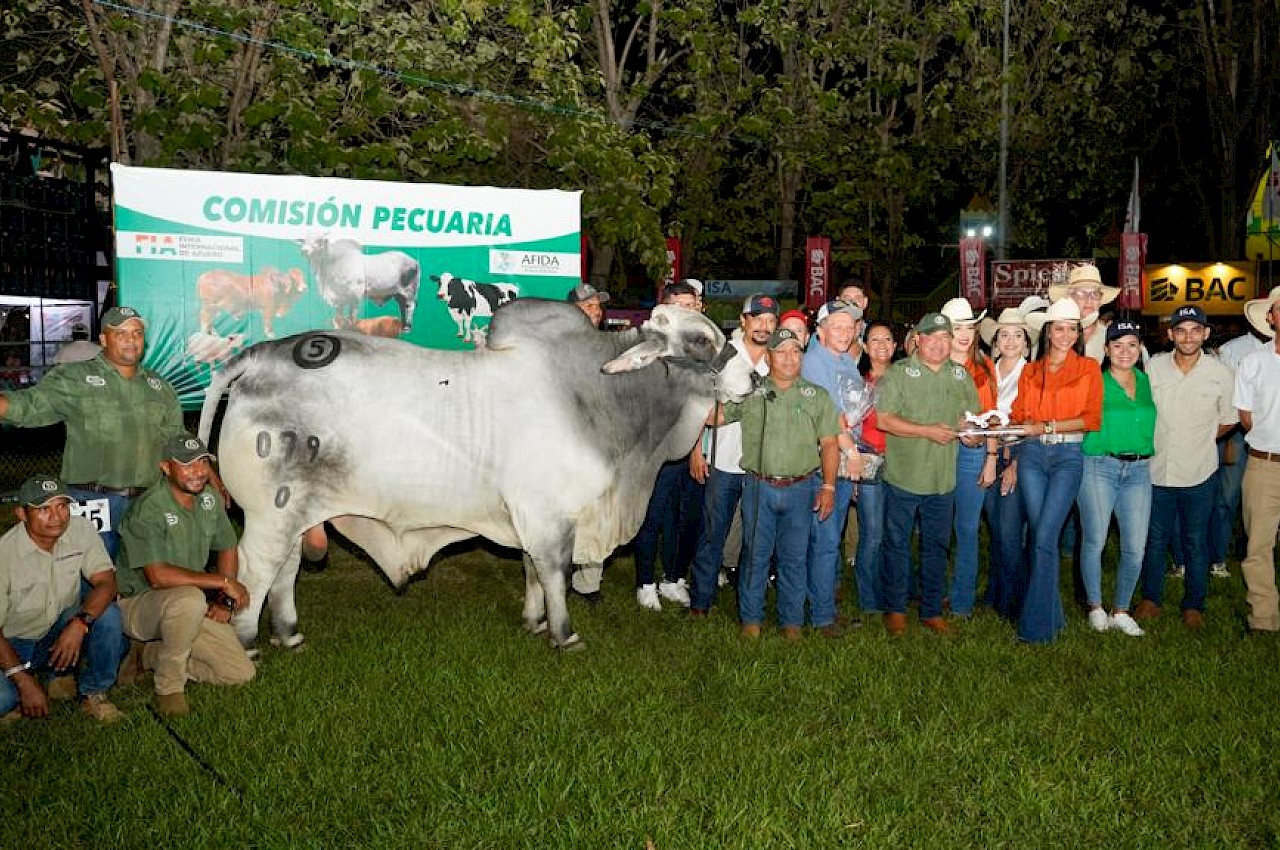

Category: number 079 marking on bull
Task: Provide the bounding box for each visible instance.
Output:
[292,333,341,369]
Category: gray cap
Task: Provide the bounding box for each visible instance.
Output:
[567,283,610,304]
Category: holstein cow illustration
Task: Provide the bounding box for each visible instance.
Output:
[298,235,421,331]
[196,267,308,338]
[432,272,519,342]
[198,300,755,652]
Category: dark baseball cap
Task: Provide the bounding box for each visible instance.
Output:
[914,312,953,335]
[164,433,216,464]
[1106,319,1142,343]
[742,295,779,316]
[18,474,72,507]
[102,306,146,328]
[767,328,804,351]
[567,283,610,304]
[816,299,863,324]
[1169,305,1209,327]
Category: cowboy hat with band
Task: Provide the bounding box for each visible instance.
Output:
[1244,285,1280,339]
[1047,264,1121,306]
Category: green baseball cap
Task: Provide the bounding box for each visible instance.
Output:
[102,306,146,328]
[767,328,805,351]
[914,312,953,335]
[163,433,216,464]
[18,474,72,507]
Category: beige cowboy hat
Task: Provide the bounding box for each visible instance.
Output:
[1047,264,1121,305]
[980,307,1041,349]
[1244,285,1280,339]
[1026,297,1098,332]
[940,296,986,325]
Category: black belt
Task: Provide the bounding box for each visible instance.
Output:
[70,483,146,498]
[1107,453,1151,462]
[748,470,817,488]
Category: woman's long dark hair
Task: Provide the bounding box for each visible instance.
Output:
[858,318,899,376]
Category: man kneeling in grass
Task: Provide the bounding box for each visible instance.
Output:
[115,434,255,718]
[1,474,126,724]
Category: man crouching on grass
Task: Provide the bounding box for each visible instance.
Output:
[1,474,126,724]
[116,434,255,718]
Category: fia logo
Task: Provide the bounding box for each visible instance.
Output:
[199,493,215,511]
[1149,277,1178,301]
[148,377,164,391]
[164,512,179,527]
[85,375,106,387]
[904,366,921,378]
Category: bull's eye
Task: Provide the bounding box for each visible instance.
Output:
[683,333,715,362]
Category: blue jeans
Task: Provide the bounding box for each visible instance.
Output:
[1077,455,1152,610]
[67,488,134,560]
[882,483,954,619]
[690,469,745,610]
[950,443,990,616]
[1017,441,1083,643]
[1211,432,1246,563]
[0,602,125,714]
[986,453,1027,620]
[634,461,686,587]
[739,474,816,627]
[675,472,704,577]
[1140,472,1220,611]
[854,478,886,613]
[807,478,853,627]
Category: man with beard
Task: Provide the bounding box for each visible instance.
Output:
[115,434,255,717]
[0,307,184,557]
[1133,306,1237,629]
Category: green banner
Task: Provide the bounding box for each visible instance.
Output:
[111,164,582,408]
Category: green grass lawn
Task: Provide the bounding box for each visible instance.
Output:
[4,536,1279,849]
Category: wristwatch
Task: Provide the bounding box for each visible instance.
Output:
[73,610,96,629]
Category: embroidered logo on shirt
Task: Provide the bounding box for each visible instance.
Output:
[800,386,816,397]
[199,493,215,511]
[904,366,921,378]
[147,377,163,391]
[85,375,106,387]
[164,512,179,527]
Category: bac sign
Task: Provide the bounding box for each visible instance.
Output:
[1143,262,1257,316]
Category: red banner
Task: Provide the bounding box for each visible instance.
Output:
[1119,232,1147,310]
[959,236,987,310]
[804,236,831,311]
[659,236,681,300]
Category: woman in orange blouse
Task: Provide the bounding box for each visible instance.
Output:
[1013,299,1103,643]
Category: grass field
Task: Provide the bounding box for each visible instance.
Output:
[4,532,1280,849]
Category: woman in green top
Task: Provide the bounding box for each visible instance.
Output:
[1076,319,1156,637]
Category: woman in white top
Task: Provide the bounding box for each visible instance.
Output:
[977,308,1038,620]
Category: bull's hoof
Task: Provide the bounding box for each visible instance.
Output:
[552,633,584,652]
[523,618,549,636]
[269,632,306,651]
[245,646,262,663]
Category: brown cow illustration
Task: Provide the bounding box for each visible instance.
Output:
[197,267,308,338]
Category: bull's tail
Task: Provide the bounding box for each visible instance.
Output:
[197,348,256,446]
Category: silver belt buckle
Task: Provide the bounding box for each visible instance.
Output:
[1041,433,1063,445]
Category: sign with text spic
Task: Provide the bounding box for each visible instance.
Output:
[1143,262,1257,316]
[805,236,831,311]
[990,259,1091,309]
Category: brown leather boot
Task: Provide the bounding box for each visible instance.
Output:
[1132,599,1161,621]
[884,612,907,635]
[921,616,954,635]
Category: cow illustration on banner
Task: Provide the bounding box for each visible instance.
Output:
[112,164,581,409]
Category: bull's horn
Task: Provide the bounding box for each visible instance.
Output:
[602,339,666,374]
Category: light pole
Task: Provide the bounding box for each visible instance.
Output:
[996,0,1011,260]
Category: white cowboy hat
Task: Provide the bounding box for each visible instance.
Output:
[1047,264,1121,305]
[1016,295,1051,316]
[980,307,1041,349]
[940,297,986,325]
[1026,297,1098,332]
[1245,285,1280,339]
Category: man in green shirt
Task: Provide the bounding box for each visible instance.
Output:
[116,434,254,718]
[876,313,980,636]
[726,328,841,640]
[0,307,183,558]
[0,475,125,724]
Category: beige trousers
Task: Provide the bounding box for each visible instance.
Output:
[1240,457,1280,631]
[119,586,256,695]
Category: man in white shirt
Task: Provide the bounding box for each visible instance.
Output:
[1210,327,1269,577]
[688,295,776,615]
[1235,287,1280,633]
[1133,306,1237,629]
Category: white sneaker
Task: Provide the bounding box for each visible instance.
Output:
[1210,562,1230,579]
[1087,608,1111,632]
[658,578,691,607]
[636,583,662,611]
[1109,611,1146,637]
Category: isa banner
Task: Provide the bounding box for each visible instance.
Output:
[111,164,582,409]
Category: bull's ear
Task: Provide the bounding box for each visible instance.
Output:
[602,339,667,374]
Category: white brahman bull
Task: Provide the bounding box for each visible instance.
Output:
[198,300,755,651]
